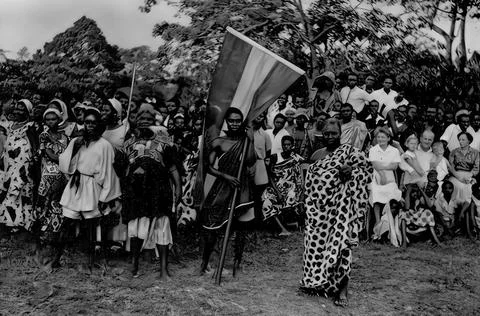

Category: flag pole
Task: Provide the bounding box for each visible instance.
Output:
[124,64,137,135]
[215,136,250,285]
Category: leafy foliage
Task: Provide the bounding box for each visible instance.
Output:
[29,16,124,98]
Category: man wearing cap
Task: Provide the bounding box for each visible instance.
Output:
[441,110,475,151]
[339,103,368,150]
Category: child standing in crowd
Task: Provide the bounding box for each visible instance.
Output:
[400,134,425,187]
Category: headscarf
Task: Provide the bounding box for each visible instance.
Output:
[136,103,156,122]
[18,99,33,117]
[49,99,69,124]
[43,108,62,120]
[173,113,185,120]
[108,98,122,121]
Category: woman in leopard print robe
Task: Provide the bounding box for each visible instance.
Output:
[300,118,371,306]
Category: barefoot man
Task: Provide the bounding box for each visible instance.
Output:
[301,118,371,307]
[199,107,256,275]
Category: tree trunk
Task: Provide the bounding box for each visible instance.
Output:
[428,0,457,67]
[295,0,320,79]
[457,5,468,72]
[446,3,458,66]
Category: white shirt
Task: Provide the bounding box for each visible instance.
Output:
[340,86,370,113]
[369,144,401,164]
[370,88,398,109]
[436,157,449,182]
[254,128,272,185]
[379,98,409,118]
[471,130,480,151]
[440,124,476,151]
[403,147,434,186]
[369,144,401,185]
[265,128,290,155]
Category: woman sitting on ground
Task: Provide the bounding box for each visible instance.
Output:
[400,183,442,247]
[262,135,304,236]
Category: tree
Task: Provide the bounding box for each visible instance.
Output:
[17,46,30,61]
[30,16,124,98]
[392,0,480,71]
[140,0,427,93]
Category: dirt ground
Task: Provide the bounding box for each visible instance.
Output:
[1,230,480,316]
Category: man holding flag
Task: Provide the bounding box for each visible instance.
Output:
[194,27,304,282]
[199,107,256,275]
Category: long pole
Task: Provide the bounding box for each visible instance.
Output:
[124,64,137,135]
[215,137,249,285]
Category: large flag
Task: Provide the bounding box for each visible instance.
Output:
[194,27,305,208]
[204,27,305,139]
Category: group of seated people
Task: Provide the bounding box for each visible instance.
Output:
[258,72,480,248]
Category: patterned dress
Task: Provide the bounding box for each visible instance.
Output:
[399,198,435,233]
[177,150,199,225]
[301,144,371,297]
[122,128,176,247]
[36,131,68,241]
[0,122,36,230]
[262,153,304,220]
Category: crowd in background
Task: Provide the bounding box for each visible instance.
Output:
[1,71,479,278]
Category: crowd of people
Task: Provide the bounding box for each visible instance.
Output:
[1,71,479,307]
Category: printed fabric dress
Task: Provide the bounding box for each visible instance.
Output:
[262,153,304,220]
[399,198,435,233]
[122,128,176,247]
[177,150,199,226]
[36,131,69,242]
[0,122,36,230]
[301,144,371,297]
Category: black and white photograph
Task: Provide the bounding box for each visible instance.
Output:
[1,0,480,314]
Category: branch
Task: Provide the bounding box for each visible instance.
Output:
[241,21,270,35]
[311,24,337,44]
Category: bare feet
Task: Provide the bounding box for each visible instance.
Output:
[334,287,348,307]
[198,263,212,276]
[159,270,171,281]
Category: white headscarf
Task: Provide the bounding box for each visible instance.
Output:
[43,108,62,120]
[108,98,123,122]
[49,99,69,124]
[18,99,33,117]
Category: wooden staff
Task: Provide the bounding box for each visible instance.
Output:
[215,137,249,285]
[124,64,137,135]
